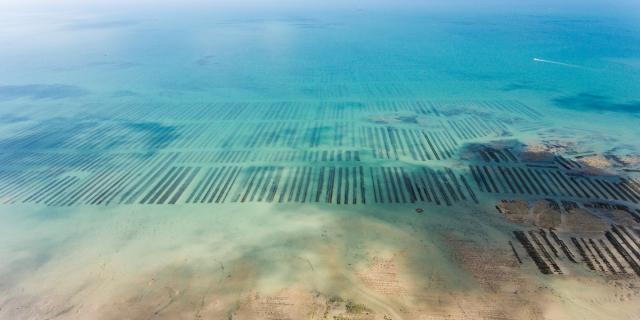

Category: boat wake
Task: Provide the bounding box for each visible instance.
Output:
[533,58,586,69]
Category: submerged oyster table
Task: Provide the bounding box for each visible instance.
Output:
[0,100,538,207]
[1,97,640,319]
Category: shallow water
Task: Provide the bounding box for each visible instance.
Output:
[1,2,640,319]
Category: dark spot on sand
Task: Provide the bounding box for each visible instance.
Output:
[501,80,557,93]
[0,84,88,101]
[111,90,138,97]
[196,55,218,66]
[397,115,418,124]
[0,114,29,123]
[553,92,640,114]
[124,122,180,150]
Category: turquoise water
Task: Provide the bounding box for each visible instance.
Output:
[2,5,639,105]
[1,2,640,319]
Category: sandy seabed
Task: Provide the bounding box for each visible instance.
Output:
[1,200,639,320]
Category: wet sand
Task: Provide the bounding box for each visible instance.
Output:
[1,197,640,319]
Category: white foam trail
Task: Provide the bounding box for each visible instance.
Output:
[533,58,584,69]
